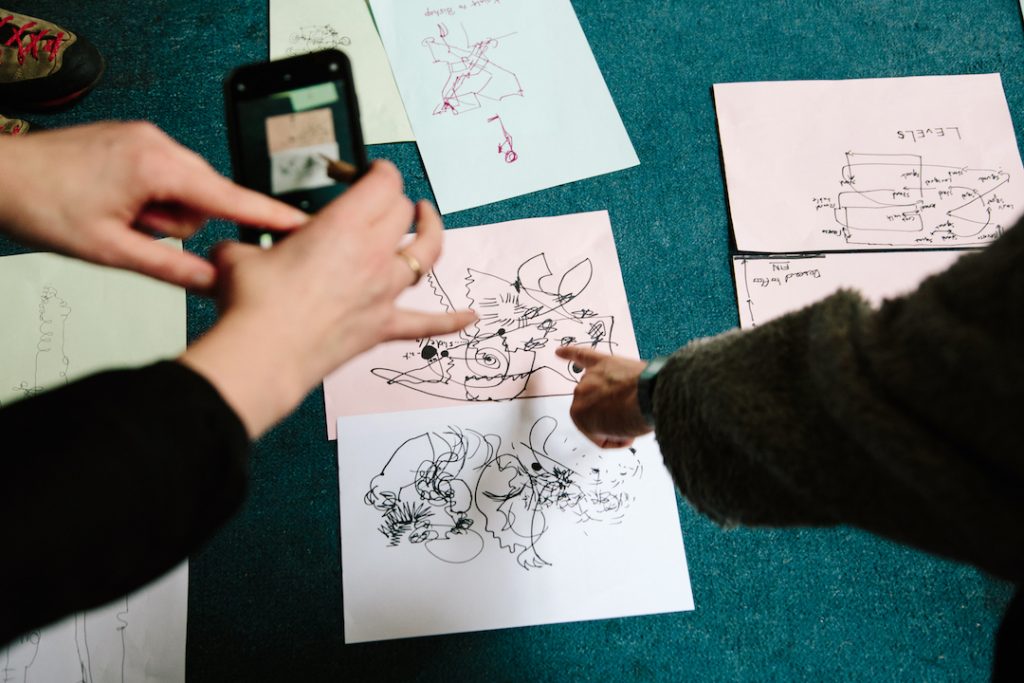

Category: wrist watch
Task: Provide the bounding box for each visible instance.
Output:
[636,356,670,427]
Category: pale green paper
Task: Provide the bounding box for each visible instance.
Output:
[0,242,186,404]
[0,241,187,682]
[269,0,414,144]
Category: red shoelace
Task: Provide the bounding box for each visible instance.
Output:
[0,15,65,64]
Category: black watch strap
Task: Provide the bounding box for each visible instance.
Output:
[637,356,670,427]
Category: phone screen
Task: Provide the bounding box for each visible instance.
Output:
[235,80,359,212]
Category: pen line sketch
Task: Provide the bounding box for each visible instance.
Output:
[736,257,823,328]
[283,24,351,57]
[487,114,518,163]
[370,252,617,404]
[814,152,1014,246]
[2,286,130,683]
[11,286,71,399]
[363,416,642,570]
[422,22,524,117]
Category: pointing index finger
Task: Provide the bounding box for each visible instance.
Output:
[554,345,608,370]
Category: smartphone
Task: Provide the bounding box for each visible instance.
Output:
[224,49,369,245]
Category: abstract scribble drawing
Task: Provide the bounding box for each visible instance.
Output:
[364,416,642,570]
[285,25,351,57]
[819,152,1013,246]
[422,23,524,116]
[371,253,617,403]
[487,114,518,163]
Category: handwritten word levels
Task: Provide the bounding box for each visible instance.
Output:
[897,127,961,142]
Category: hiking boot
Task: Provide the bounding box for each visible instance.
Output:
[0,10,105,109]
[0,113,28,134]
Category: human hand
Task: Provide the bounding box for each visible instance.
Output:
[0,121,306,290]
[555,346,651,449]
[179,161,477,438]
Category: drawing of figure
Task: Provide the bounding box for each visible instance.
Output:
[487,114,518,163]
[370,253,617,404]
[1,632,40,683]
[4,287,129,683]
[363,417,643,570]
[12,286,71,398]
[824,152,1012,246]
[422,23,524,116]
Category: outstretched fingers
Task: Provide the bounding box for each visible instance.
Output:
[100,228,216,290]
[163,150,308,231]
[315,160,405,230]
[384,309,478,342]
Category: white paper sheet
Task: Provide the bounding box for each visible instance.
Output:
[337,396,693,643]
[323,210,639,438]
[715,74,1024,253]
[1,566,188,683]
[732,250,967,329]
[0,244,188,683]
[369,0,639,214]
[269,0,414,144]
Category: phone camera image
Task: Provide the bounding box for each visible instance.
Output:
[226,50,367,243]
[235,80,360,213]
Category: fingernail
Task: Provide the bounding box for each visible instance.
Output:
[191,269,215,290]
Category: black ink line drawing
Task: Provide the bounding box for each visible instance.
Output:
[422,22,524,116]
[487,114,518,163]
[815,152,1014,246]
[285,25,351,57]
[364,416,642,570]
[2,632,40,683]
[370,253,618,403]
[736,256,824,328]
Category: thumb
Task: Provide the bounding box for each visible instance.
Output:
[211,240,264,270]
[555,345,609,370]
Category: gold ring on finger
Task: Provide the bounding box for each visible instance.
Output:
[396,249,423,286]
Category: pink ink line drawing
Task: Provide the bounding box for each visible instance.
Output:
[422,23,524,116]
[487,114,518,163]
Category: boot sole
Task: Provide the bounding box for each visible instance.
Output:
[12,54,107,111]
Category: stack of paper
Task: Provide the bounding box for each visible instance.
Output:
[714,74,1024,325]
[327,211,693,642]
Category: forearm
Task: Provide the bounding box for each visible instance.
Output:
[654,226,1024,581]
[179,311,312,439]
[0,362,249,644]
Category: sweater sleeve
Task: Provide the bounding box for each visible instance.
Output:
[0,361,250,644]
[653,220,1024,583]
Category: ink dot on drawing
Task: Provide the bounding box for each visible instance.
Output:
[421,345,438,360]
[497,328,506,336]
[572,364,583,374]
[531,462,542,471]
[441,350,449,358]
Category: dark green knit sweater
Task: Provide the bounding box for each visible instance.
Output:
[653,220,1023,583]
[653,215,1024,677]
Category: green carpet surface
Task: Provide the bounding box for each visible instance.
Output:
[2,1,1021,680]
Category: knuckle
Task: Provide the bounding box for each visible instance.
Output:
[125,120,164,144]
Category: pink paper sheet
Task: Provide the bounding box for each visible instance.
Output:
[323,210,638,438]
